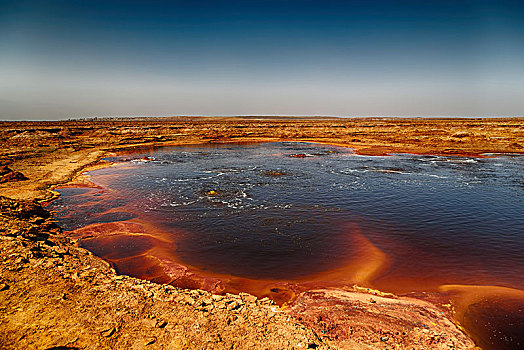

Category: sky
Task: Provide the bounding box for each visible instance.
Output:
[1,0,524,120]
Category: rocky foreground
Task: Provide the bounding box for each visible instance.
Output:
[1,117,522,349]
[0,196,475,349]
[0,196,327,349]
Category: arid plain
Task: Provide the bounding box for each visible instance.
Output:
[1,117,523,349]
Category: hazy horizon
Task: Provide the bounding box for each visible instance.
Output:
[2,0,524,120]
[2,115,524,123]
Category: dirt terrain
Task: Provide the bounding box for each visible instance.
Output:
[1,117,523,349]
[2,117,522,201]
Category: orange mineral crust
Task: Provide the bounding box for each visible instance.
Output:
[66,219,388,302]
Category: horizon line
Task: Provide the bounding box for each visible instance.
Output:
[2,115,524,122]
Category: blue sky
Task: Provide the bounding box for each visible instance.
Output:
[1,0,523,119]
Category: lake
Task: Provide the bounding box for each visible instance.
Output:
[49,142,524,349]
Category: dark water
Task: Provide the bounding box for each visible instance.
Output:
[49,142,524,349]
[464,296,524,350]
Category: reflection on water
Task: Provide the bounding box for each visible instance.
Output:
[49,142,524,350]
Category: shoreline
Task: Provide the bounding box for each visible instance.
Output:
[2,117,523,349]
[0,194,476,349]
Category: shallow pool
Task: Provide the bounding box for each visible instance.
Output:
[49,142,524,350]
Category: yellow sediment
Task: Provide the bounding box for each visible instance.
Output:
[440,284,524,322]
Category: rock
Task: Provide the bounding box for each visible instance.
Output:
[239,292,257,304]
[156,320,168,328]
[14,257,27,265]
[212,294,224,301]
[258,297,274,306]
[0,167,28,183]
[0,283,9,291]
[145,337,156,345]
[181,294,195,305]
[286,289,476,349]
[189,290,203,298]
[263,170,286,177]
[101,327,116,337]
[0,166,11,176]
[142,318,156,327]
[226,300,241,311]
[200,296,213,306]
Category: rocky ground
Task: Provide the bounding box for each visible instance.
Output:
[1,117,522,349]
[0,196,326,350]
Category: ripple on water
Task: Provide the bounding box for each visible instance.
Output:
[49,142,524,350]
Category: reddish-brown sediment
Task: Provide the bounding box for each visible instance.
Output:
[1,117,523,349]
[287,288,475,349]
[62,219,388,305]
[53,164,392,303]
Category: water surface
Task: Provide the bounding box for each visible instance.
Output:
[49,142,524,349]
